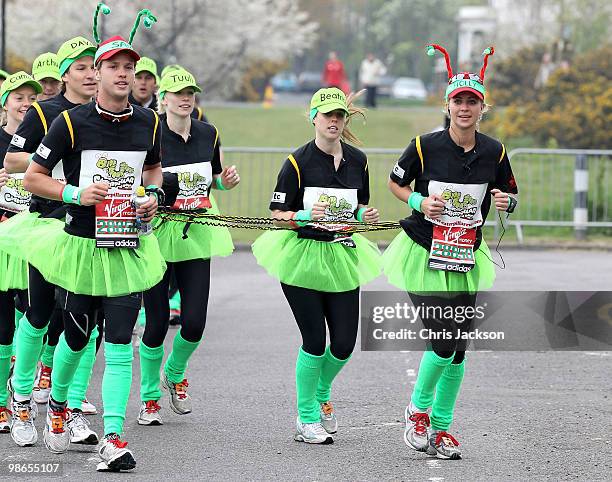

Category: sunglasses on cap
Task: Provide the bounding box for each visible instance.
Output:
[449,73,483,84]
[95,103,133,123]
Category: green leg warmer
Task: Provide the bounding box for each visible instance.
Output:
[169,291,181,311]
[164,331,200,384]
[137,307,146,327]
[315,345,351,403]
[102,342,133,436]
[411,350,454,411]
[0,344,12,406]
[296,347,325,424]
[40,342,56,368]
[50,334,86,403]
[139,341,164,402]
[67,326,98,410]
[11,309,23,357]
[13,314,48,398]
[430,360,466,431]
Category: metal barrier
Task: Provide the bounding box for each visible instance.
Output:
[219,147,612,243]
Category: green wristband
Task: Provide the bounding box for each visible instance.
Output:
[145,184,158,202]
[293,209,311,227]
[355,207,367,223]
[61,184,82,205]
[408,192,425,213]
[28,153,35,162]
[215,176,227,191]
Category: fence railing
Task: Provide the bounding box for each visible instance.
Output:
[219,147,611,243]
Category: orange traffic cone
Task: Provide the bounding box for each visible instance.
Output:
[262,84,274,108]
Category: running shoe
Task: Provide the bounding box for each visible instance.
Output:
[81,398,98,415]
[294,417,333,444]
[43,401,70,454]
[137,400,163,426]
[67,409,99,445]
[320,402,338,434]
[33,363,52,404]
[426,430,462,459]
[9,399,37,446]
[161,372,191,415]
[404,403,431,452]
[96,433,136,472]
[0,406,11,433]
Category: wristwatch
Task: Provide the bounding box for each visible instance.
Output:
[506,195,517,214]
[145,185,165,206]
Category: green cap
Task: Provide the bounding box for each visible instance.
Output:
[0,71,42,106]
[135,57,159,83]
[57,36,96,76]
[0,69,9,80]
[32,52,61,82]
[445,76,486,101]
[158,68,201,99]
[309,87,349,122]
[160,64,183,79]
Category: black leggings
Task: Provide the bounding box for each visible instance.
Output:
[0,289,28,345]
[26,266,57,329]
[281,283,359,360]
[142,259,210,347]
[408,293,477,364]
[58,289,141,352]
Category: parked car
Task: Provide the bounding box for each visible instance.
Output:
[391,77,427,100]
[270,72,298,92]
[376,75,397,97]
[297,71,322,92]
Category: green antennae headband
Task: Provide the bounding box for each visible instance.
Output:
[92,2,111,44]
[129,9,158,45]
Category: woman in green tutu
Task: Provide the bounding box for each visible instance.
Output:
[252,87,381,444]
[0,72,41,432]
[383,45,518,459]
[136,68,239,426]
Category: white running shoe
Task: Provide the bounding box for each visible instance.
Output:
[0,406,11,432]
[9,399,37,446]
[43,402,70,454]
[404,403,431,452]
[137,400,163,426]
[6,378,36,420]
[81,399,97,415]
[96,433,136,472]
[294,417,334,444]
[426,430,462,460]
[320,402,338,434]
[32,364,52,404]
[67,410,99,445]
[161,372,191,415]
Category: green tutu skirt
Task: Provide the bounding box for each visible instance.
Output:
[0,249,28,291]
[252,230,381,292]
[382,232,495,294]
[153,194,234,262]
[13,218,166,297]
[0,211,47,261]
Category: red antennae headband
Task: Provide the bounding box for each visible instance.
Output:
[426,44,453,79]
[479,46,495,81]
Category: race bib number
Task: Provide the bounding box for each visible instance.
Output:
[425,180,487,228]
[302,186,358,232]
[81,150,146,249]
[95,194,139,249]
[428,225,476,272]
[0,173,31,213]
[163,162,213,211]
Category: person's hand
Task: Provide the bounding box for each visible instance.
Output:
[311,201,329,221]
[490,188,510,211]
[79,183,109,206]
[421,193,446,219]
[0,168,8,189]
[362,207,379,223]
[135,195,158,222]
[220,165,240,189]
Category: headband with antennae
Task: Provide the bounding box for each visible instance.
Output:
[479,47,495,82]
[93,2,111,45]
[426,44,453,79]
[129,9,158,45]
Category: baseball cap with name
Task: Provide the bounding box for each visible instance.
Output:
[0,71,42,106]
[57,37,97,76]
[309,87,349,122]
[158,68,201,99]
[136,56,159,83]
[32,52,61,82]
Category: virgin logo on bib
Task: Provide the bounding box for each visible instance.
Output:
[163,162,213,211]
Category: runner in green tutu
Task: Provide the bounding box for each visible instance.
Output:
[252,87,381,444]
[383,45,518,459]
[21,4,164,471]
[3,36,101,448]
[0,72,40,433]
[137,68,238,426]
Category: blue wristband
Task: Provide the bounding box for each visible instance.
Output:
[355,207,367,223]
[215,176,227,191]
[61,184,82,205]
[293,209,312,227]
[408,192,425,213]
